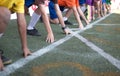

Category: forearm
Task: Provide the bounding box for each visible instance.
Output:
[77,7,87,21]
[54,4,66,27]
[17,13,28,49]
[77,6,89,24]
[39,4,53,34]
[72,7,83,26]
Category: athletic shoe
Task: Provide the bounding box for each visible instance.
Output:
[27,28,41,36]
[64,20,73,25]
[0,49,12,65]
[1,55,12,65]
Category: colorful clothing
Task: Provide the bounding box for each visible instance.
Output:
[106,0,111,4]
[25,0,35,7]
[49,0,65,19]
[86,0,94,6]
[58,0,79,8]
[79,0,86,5]
[25,0,45,8]
[49,1,58,19]
[0,0,24,13]
[102,0,106,4]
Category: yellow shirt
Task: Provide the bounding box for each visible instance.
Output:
[0,0,24,13]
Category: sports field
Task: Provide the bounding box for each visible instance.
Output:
[0,10,120,76]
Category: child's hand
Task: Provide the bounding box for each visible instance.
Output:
[63,28,71,35]
[79,25,84,30]
[23,48,32,58]
[62,26,71,35]
[46,33,55,43]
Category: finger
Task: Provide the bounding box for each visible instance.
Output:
[46,38,50,43]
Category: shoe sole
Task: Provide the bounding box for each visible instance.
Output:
[3,60,12,65]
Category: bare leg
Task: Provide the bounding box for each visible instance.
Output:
[0,7,10,33]
[0,7,11,71]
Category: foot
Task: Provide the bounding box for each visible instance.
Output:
[64,20,73,25]
[0,49,12,65]
[27,28,41,36]
[1,55,12,65]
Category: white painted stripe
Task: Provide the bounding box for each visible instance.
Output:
[69,13,120,69]
[84,13,111,30]
[70,28,81,31]
[0,13,111,76]
[0,31,80,76]
[96,24,120,26]
[73,34,120,70]
[70,13,112,31]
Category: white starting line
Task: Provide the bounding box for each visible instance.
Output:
[1,13,119,76]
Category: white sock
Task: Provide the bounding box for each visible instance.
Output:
[63,17,68,21]
[0,33,3,38]
[27,12,41,30]
[81,6,86,13]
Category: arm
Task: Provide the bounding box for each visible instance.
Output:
[16,13,31,57]
[38,4,54,43]
[77,6,89,25]
[72,6,84,29]
[54,4,70,34]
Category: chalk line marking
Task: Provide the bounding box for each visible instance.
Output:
[0,31,80,76]
[0,13,111,76]
[69,13,120,69]
[73,33,120,70]
[96,23,120,26]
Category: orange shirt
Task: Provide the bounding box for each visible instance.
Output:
[58,0,79,8]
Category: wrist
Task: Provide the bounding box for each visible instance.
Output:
[61,26,67,30]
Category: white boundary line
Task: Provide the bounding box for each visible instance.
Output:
[70,30,120,70]
[0,13,111,76]
[95,23,120,26]
[0,31,80,76]
[70,13,120,69]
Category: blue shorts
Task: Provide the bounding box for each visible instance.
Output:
[102,0,106,4]
[49,1,65,19]
[25,0,35,7]
[79,0,86,5]
[49,1,58,19]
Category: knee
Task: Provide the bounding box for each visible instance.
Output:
[50,19,59,24]
[0,7,11,24]
[0,7,11,33]
[54,19,59,24]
